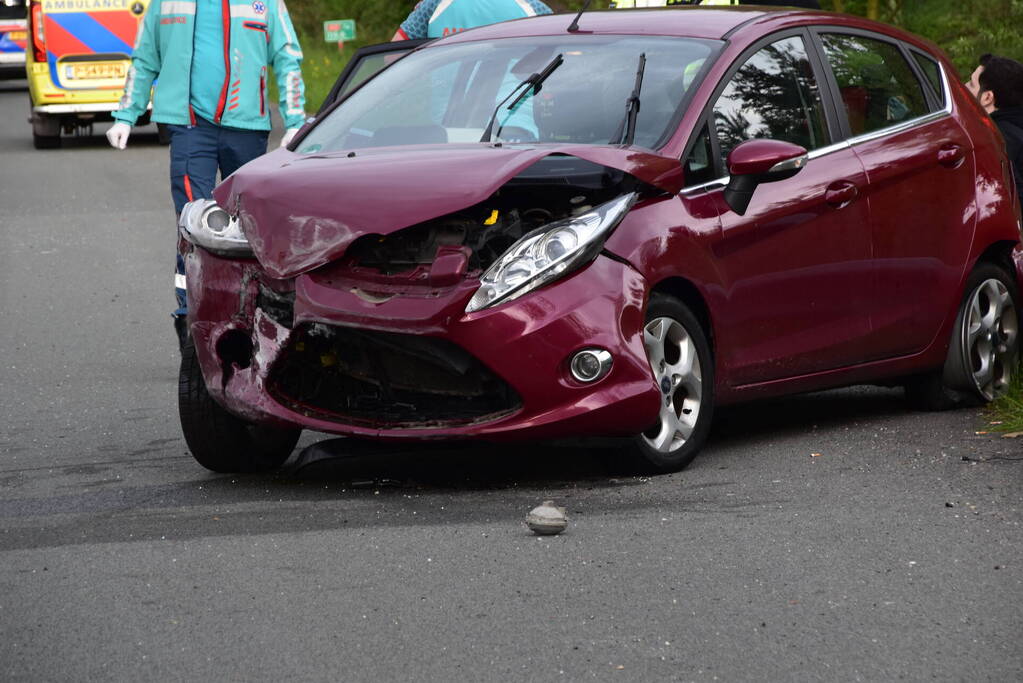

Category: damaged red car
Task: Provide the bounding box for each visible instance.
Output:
[177,7,1022,474]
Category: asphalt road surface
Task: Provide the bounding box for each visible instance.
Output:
[1,80,1021,682]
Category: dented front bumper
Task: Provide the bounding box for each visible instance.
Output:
[184,246,661,441]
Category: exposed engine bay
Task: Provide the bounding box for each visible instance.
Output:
[337,155,645,277]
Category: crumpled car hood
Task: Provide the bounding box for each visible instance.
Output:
[214,143,684,279]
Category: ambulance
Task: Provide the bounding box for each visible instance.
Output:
[0,0,27,79]
[25,0,150,148]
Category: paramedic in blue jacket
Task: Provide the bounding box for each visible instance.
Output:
[392,0,553,41]
[107,0,306,349]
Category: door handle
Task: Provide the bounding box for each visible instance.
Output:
[825,181,858,207]
[938,143,965,168]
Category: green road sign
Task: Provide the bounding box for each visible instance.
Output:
[323,19,356,42]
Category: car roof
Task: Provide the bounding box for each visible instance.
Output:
[436,7,820,43]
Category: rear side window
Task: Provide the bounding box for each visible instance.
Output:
[911,50,946,108]
[711,36,830,166]
[820,33,929,136]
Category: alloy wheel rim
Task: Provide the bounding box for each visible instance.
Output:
[641,316,703,454]
[963,278,1018,401]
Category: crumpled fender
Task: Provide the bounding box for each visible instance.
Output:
[213,143,684,279]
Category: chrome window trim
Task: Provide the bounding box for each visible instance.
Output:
[846,109,951,147]
[680,142,850,196]
[807,140,850,160]
[936,54,955,115]
[680,177,728,196]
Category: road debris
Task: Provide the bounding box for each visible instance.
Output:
[526,500,568,536]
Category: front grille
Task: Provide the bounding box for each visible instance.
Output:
[267,323,521,428]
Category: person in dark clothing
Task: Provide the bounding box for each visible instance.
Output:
[966,53,1023,204]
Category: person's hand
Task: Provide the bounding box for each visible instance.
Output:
[280,128,299,148]
[106,122,131,150]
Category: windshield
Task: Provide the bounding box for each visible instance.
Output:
[298,35,719,154]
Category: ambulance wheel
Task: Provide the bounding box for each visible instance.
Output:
[32,132,60,149]
[32,113,61,149]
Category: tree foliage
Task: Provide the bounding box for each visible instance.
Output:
[820,0,1023,76]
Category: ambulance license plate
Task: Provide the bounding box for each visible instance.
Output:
[6,31,27,41]
[66,62,126,80]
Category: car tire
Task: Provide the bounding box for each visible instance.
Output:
[178,338,300,473]
[905,262,1019,410]
[31,112,61,149]
[626,293,715,474]
[157,123,171,146]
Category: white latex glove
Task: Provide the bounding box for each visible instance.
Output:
[106,122,131,150]
[280,128,299,148]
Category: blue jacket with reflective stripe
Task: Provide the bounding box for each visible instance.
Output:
[115,0,306,131]
[400,0,552,39]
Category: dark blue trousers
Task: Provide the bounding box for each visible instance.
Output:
[168,117,269,317]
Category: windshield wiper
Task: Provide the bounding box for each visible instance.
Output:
[611,53,646,146]
[480,53,564,143]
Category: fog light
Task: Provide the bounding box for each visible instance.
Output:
[569,348,612,383]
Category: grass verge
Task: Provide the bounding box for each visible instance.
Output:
[989,371,1023,433]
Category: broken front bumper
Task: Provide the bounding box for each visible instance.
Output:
[184,247,662,441]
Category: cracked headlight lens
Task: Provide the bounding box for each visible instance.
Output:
[178,199,253,257]
[466,193,636,313]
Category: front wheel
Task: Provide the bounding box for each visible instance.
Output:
[178,339,300,473]
[626,293,715,474]
[905,262,1019,410]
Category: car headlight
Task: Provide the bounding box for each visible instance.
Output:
[178,199,253,257]
[466,193,636,313]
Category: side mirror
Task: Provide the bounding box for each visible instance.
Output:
[723,139,808,215]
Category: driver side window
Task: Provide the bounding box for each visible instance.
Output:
[712,36,830,166]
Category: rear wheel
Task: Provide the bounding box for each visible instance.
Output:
[905,262,1019,410]
[31,112,61,149]
[178,339,300,473]
[626,293,714,474]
